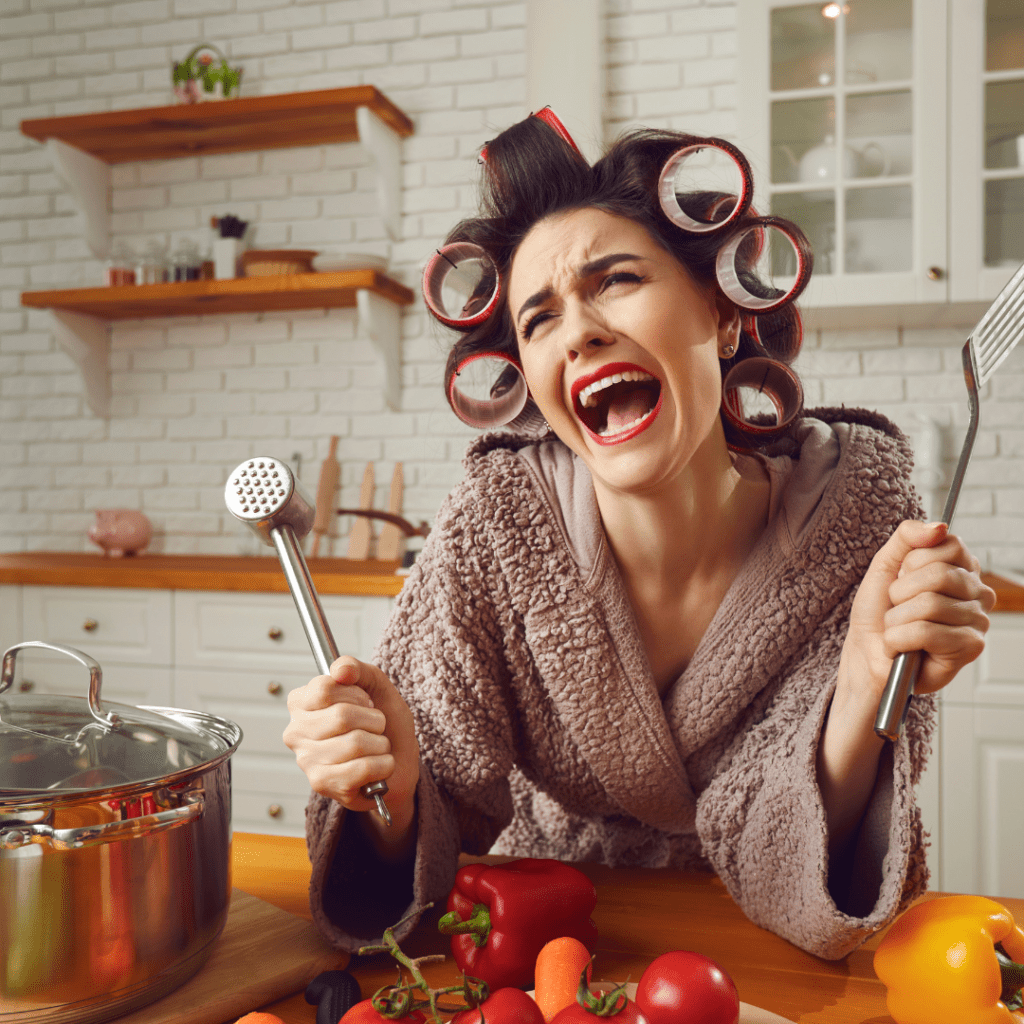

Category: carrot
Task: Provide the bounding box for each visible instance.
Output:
[533,936,593,1024]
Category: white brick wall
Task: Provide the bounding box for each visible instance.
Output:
[1,0,1022,573]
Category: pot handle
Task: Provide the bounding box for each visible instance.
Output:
[0,793,204,850]
[1,641,118,729]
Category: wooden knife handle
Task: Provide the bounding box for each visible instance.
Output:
[312,436,340,537]
[346,463,374,560]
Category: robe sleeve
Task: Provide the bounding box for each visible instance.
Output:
[305,482,520,951]
[694,593,937,961]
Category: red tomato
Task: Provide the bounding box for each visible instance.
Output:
[635,952,739,1024]
[340,998,428,1024]
[550,994,647,1024]
[452,988,547,1024]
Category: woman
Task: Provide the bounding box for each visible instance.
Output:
[284,111,995,959]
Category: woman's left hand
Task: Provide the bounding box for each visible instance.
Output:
[842,519,997,699]
[820,521,996,860]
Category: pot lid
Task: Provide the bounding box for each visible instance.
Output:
[1,642,240,793]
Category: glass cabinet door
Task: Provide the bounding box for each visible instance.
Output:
[951,0,1024,300]
[739,0,949,309]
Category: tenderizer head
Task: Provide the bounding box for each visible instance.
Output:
[224,457,315,546]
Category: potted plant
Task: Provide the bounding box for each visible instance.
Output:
[172,44,243,103]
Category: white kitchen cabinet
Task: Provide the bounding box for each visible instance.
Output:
[173,589,394,836]
[173,590,390,672]
[737,0,1023,317]
[934,612,1024,897]
[0,582,395,838]
[22,586,172,667]
[173,666,314,836]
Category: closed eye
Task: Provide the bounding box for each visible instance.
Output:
[601,271,645,291]
[521,309,555,341]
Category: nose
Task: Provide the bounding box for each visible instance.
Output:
[561,302,614,362]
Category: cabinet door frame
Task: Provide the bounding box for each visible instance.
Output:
[949,0,1023,301]
[737,0,950,308]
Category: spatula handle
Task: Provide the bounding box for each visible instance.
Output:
[875,340,980,743]
[874,650,924,741]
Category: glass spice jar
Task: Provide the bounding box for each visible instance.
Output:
[170,238,202,281]
[137,240,169,285]
[105,240,137,286]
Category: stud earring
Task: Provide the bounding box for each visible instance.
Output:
[720,342,736,358]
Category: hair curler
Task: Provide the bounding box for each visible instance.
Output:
[422,243,501,329]
[658,139,754,234]
[447,351,529,429]
[715,217,813,314]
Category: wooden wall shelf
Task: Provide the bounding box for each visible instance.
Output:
[21,271,413,418]
[19,86,413,164]
[21,270,414,320]
[18,87,415,417]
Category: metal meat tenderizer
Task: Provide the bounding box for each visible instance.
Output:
[224,456,392,825]
[875,261,1024,742]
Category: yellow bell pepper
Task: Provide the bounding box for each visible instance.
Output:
[874,895,1024,1024]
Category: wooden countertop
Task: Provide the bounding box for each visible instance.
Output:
[231,832,1024,1024]
[0,552,405,597]
[2,553,1021,610]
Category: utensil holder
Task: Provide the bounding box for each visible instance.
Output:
[214,238,244,280]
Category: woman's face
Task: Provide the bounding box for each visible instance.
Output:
[508,207,740,496]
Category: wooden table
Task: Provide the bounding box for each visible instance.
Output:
[231,832,1024,1024]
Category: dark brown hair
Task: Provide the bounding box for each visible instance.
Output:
[442,116,809,453]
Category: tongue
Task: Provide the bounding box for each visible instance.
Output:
[605,385,654,431]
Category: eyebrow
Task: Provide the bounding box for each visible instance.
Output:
[514,252,646,325]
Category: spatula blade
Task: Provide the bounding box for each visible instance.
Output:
[972,260,1024,385]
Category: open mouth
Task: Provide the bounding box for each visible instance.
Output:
[571,362,663,444]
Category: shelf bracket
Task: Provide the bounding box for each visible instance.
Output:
[356,288,401,412]
[355,106,402,242]
[49,309,110,417]
[46,138,110,260]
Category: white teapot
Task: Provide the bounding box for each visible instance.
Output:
[786,135,891,183]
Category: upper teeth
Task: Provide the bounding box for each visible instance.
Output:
[578,370,656,409]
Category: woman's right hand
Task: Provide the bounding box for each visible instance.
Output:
[283,656,420,836]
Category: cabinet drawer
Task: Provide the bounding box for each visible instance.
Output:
[22,587,172,666]
[231,787,309,838]
[11,658,172,710]
[174,590,392,670]
[173,667,307,755]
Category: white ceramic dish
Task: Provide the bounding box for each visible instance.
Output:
[312,251,389,273]
[527,982,795,1024]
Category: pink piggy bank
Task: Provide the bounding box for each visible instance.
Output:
[88,509,153,557]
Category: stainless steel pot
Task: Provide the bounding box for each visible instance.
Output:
[0,642,243,1024]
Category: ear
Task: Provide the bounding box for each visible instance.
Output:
[713,290,741,351]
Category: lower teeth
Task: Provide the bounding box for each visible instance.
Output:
[597,409,653,438]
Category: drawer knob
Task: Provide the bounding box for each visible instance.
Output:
[18,680,34,693]
[268,627,283,641]
[927,266,945,281]
[267,682,283,696]
[82,619,99,632]
[267,804,283,819]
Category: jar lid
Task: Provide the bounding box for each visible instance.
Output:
[0,643,241,794]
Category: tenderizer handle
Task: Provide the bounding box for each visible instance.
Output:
[269,523,392,825]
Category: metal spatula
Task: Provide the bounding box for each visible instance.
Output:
[875,261,1024,741]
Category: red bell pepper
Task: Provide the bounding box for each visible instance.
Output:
[437,858,599,991]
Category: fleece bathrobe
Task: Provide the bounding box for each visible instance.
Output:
[305,408,936,961]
